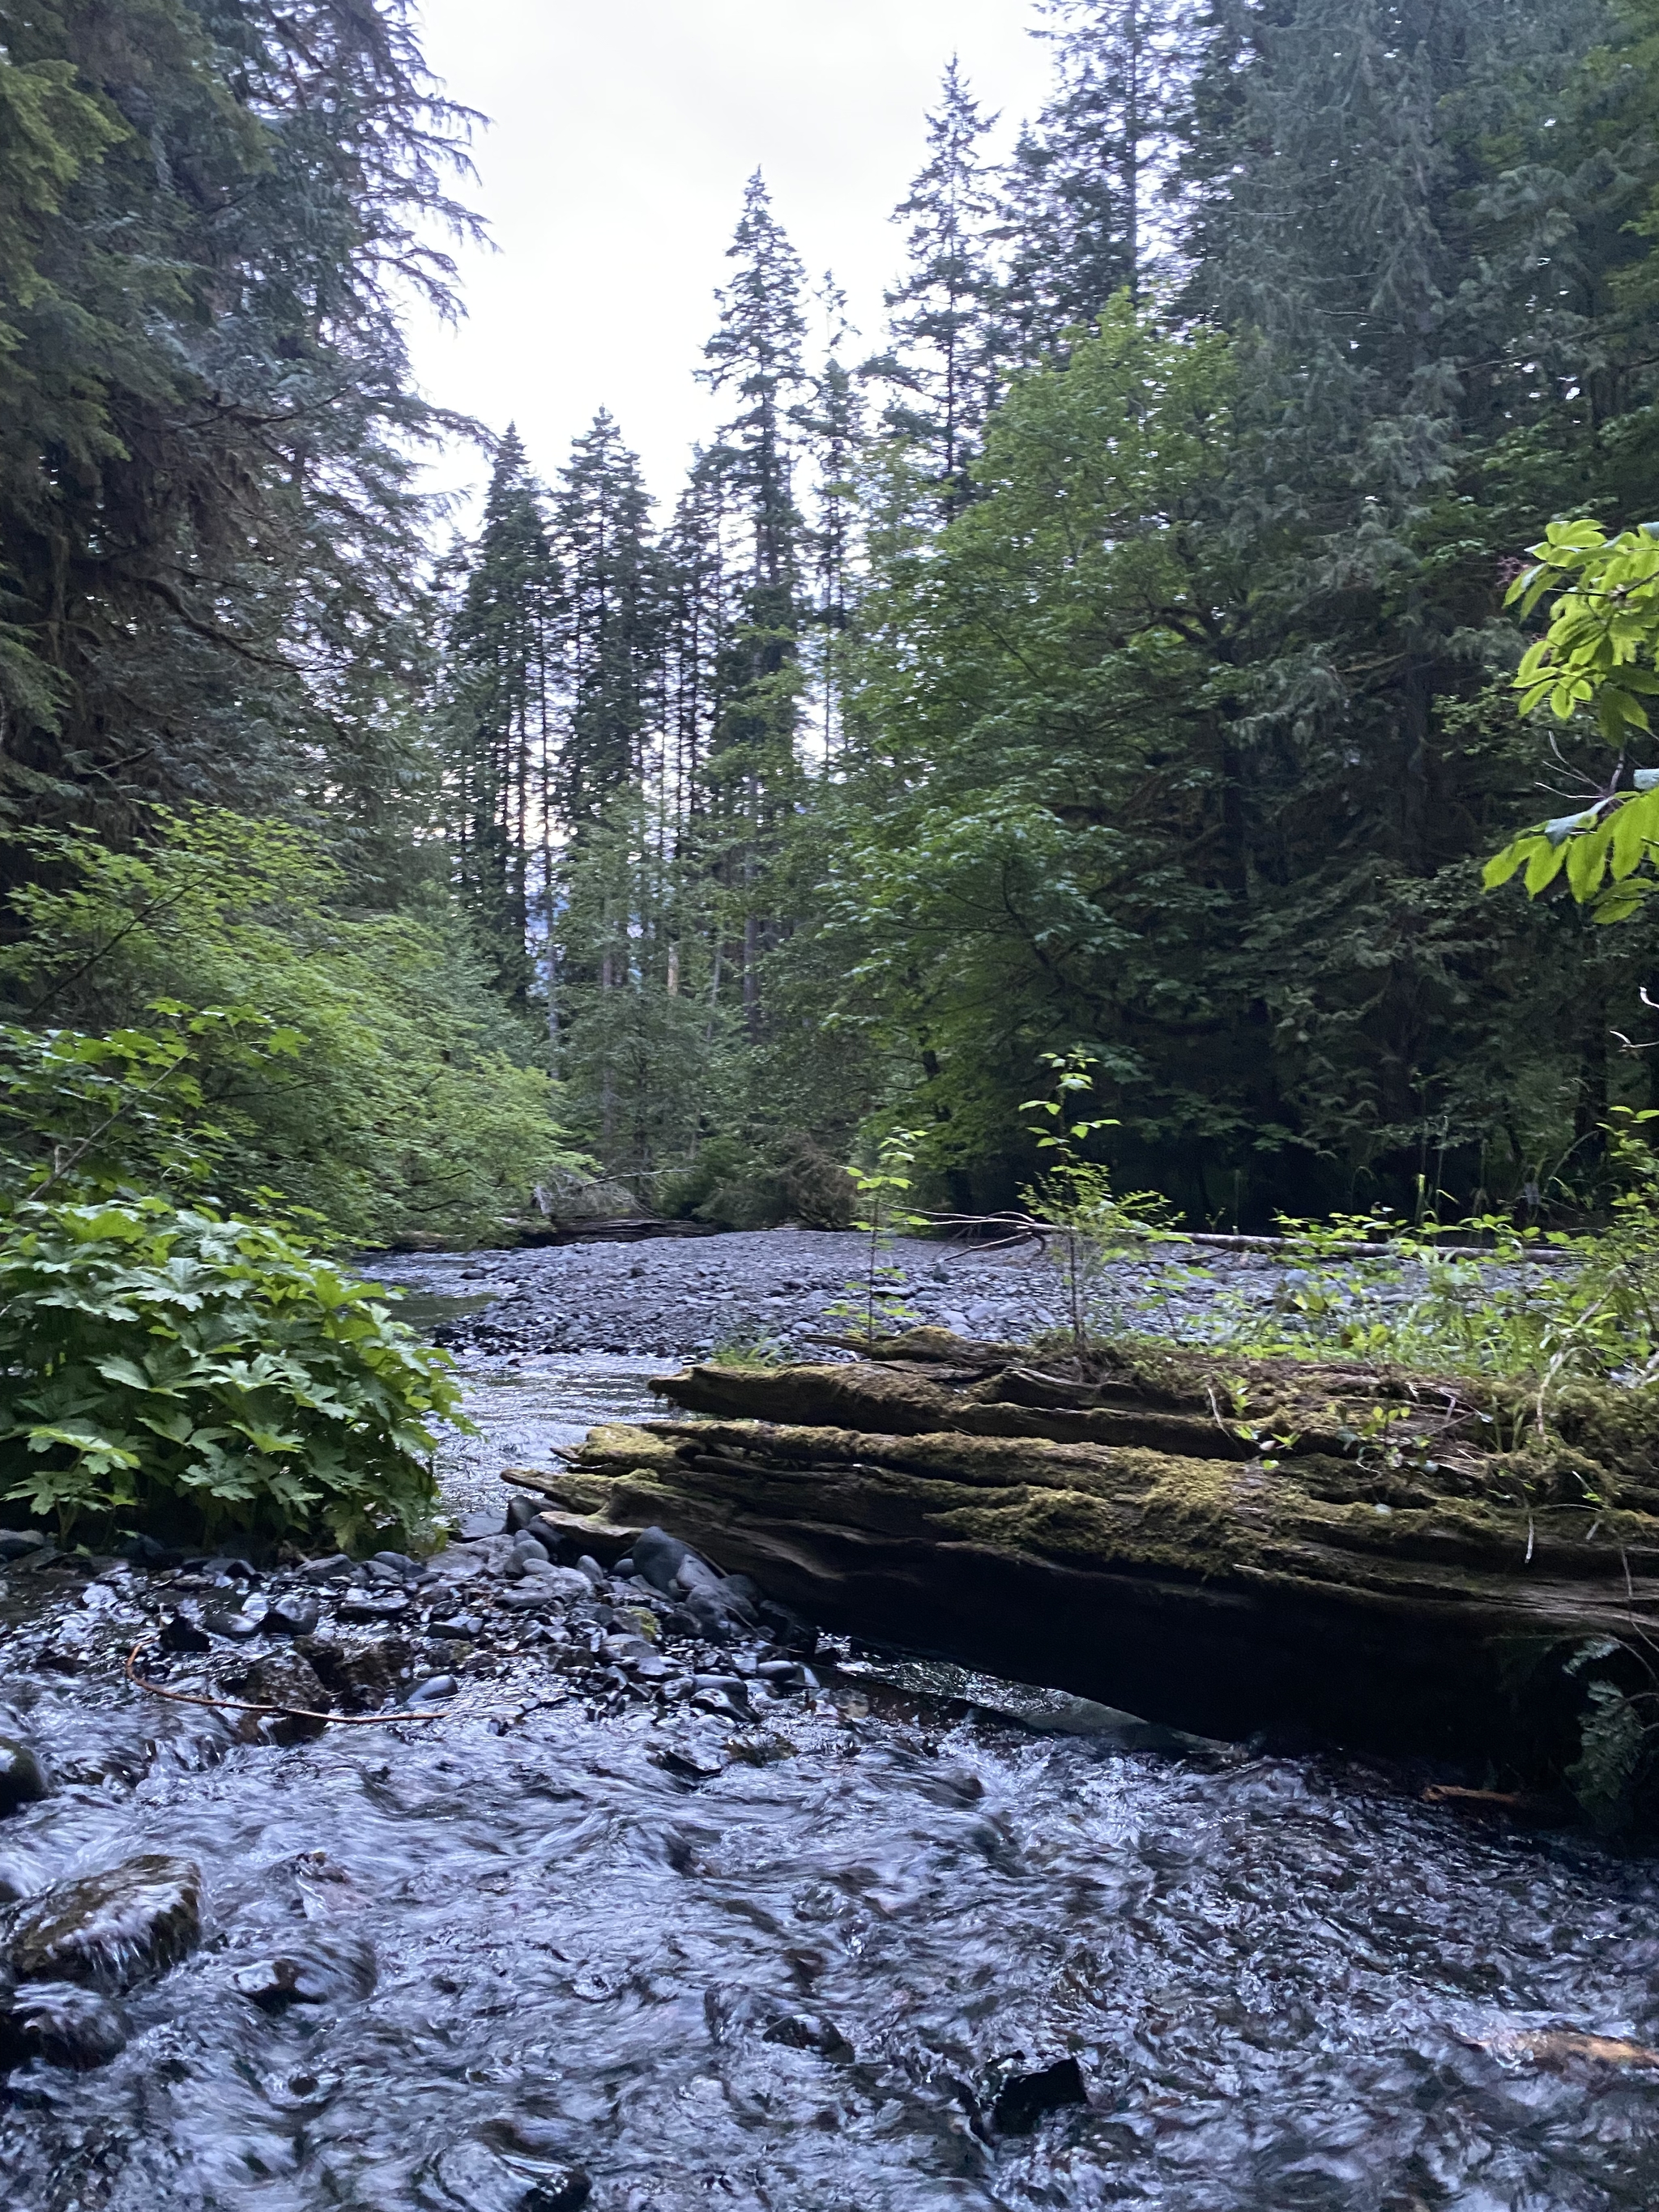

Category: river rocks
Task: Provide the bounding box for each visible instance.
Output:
[993,2054,1089,2134]
[5,1852,202,1990]
[232,1937,376,2012]
[234,1654,331,1734]
[0,1737,46,1817]
[0,1980,129,2069]
[286,1634,383,1711]
[339,1591,410,1624]
[0,1532,47,1564]
[262,1594,322,1637]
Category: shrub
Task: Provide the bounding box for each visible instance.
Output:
[0,1196,459,1549]
[1,812,582,1246]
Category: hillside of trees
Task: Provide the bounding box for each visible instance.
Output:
[6,0,1659,1240]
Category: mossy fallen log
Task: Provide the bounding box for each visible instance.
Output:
[538,1332,1659,1823]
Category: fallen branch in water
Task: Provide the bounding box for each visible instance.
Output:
[124,1637,477,1727]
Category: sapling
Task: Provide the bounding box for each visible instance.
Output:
[828,1127,929,1344]
[1020,1051,1179,1364]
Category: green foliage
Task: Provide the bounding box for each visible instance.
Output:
[0,1194,458,1549]
[1486,521,1659,923]
[2,812,578,1246]
[0,0,476,833]
[826,1128,929,1344]
[1190,1115,1659,1391]
[1020,1051,1183,1357]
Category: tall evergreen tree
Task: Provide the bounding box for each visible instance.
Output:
[551,411,661,832]
[1000,0,1186,358]
[441,428,557,1002]
[0,0,478,838]
[874,60,1003,514]
[696,172,811,1038]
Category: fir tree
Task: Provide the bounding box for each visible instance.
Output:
[875,59,1003,514]
[551,411,661,831]
[1000,0,1187,358]
[441,428,558,1002]
[696,172,812,1039]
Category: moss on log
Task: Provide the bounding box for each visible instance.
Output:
[536,1333,1659,1821]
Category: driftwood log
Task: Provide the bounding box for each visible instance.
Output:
[524,1328,1659,1816]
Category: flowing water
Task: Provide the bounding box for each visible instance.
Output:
[3,1352,1659,2208]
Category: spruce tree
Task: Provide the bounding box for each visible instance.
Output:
[441,428,558,1003]
[875,60,1002,514]
[696,172,811,1039]
[1000,0,1186,358]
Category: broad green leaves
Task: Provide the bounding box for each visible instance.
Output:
[0,1196,463,1547]
[1487,522,1659,920]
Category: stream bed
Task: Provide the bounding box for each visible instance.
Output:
[2,1260,1658,2209]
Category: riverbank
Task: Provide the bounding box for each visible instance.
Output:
[368,1227,1288,1362]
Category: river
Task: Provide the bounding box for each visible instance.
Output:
[1,1273,1657,2209]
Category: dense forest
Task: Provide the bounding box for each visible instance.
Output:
[6,0,1659,1244]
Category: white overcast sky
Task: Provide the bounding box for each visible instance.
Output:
[407,0,1055,514]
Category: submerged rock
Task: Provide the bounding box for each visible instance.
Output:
[0,1979,129,2069]
[0,1737,46,1818]
[5,1852,202,1991]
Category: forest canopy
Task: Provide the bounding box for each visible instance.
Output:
[6,0,1659,1239]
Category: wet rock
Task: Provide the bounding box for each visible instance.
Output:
[0,1737,46,1817]
[655,1741,727,1781]
[119,1532,174,1568]
[232,1652,331,1742]
[433,1613,484,1641]
[6,1852,203,1991]
[203,1605,262,1640]
[297,1554,354,1583]
[296,1634,407,1712]
[422,2138,591,2211]
[457,1511,504,1541]
[992,2054,1088,2135]
[0,1980,129,2069]
[630,1524,690,1596]
[262,1595,322,1637]
[160,1612,212,1655]
[0,1532,47,1564]
[763,2010,852,2056]
[339,1591,409,1624]
[232,1938,376,2012]
[404,1673,458,1709]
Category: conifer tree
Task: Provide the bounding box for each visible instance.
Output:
[875,60,1003,514]
[696,172,812,1038]
[1000,0,1185,359]
[441,428,558,1002]
[551,411,662,831]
